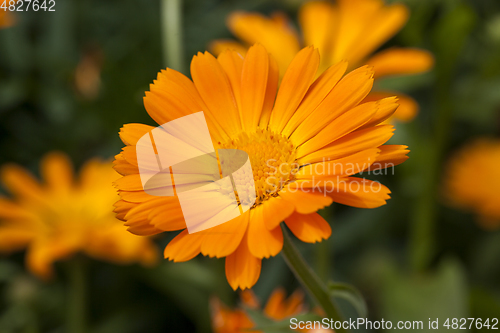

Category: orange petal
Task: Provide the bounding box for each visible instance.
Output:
[0,226,34,253]
[225,232,262,290]
[200,212,249,258]
[282,60,348,137]
[209,39,248,57]
[285,212,331,243]
[268,46,320,133]
[145,68,228,142]
[227,11,300,75]
[147,197,186,231]
[191,51,241,137]
[299,124,394,165]
[113,199,139,221]
[255,196,294,231]
[258,55,279,129]
[40,152,74,192]
[248,208,283,259]
[263,288,286,319]
[119,123,156,146]
[366,145,409,171]
[240,44,270,131]
[123,198,165,236]
[113,153,139,176]
[279,187,333,214]
[298,0,337,71]
[363,92,417,123]
[290,66,374,145]
[297,100,379,157]
[332,0,409,66]
[297,148,380,178]
[327,177,391,208]
[359,96,399,129]
[0,164,45,202]
[164,229,204,262]
[217,49,244,113]
[366,47,434,78]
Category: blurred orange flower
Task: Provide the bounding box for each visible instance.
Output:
[210,0,434,123]
[114,44,408,290]
[0,10,15,29]
[444,139,500,230]
[211,288,333,333]
[0,152,158,279]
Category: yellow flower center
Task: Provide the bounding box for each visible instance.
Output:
[220,129,298,206]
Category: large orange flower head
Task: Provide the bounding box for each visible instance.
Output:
[210,0,434,123]
[0,152,158,279]
[444,139,500,230]
[114,44,409,290]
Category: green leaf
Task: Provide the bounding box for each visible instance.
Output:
[327,282,368,318]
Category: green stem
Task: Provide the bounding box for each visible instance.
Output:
[281,225,347,332]
[160,0,185,73]
[67,257,87,333]
[315,207,334,281]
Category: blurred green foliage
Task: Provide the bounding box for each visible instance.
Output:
[1,0,500,332]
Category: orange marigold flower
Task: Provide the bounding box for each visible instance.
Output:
[114,44,409,290]
[0,152,158,279]
[444,139,500,230]
[211,288,332,333]
[210,0,434,123]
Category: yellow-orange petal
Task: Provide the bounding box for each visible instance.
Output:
[225,232,262,290]
[263,288,286,319]
[240,44,270,131]
[366,145,409,172]
[148,197,187,231]
[282,60,348,137]
[297,148,380,179]
[327,177,391,208]
[248,208,283,259]
[279,187,333,214]
[269,46,320,133]
[283,290,306,317]
[164,229,204,262]
[255,196,295,231]
[200,212,249,258]
[113,199,139,221]
[290,66,374,145]
[258,55,279,129]
[0,226,34,253]
[299,0,337,71]
[359,96,399,129]
[0,164,45,202]
[40,152,74,192]
[332,1,409,66]
[123,198,165,236]
[113,153,139,176]
[209,39,248,57]
[363,91,417,123]
[285,212,331,243]
[227,11,300,75]
[191,51,241,137]
[296,100,379,157]
[119,123,156,146]
[299,124,394,165]
[366,47,434,78]
[217,49,244,113]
